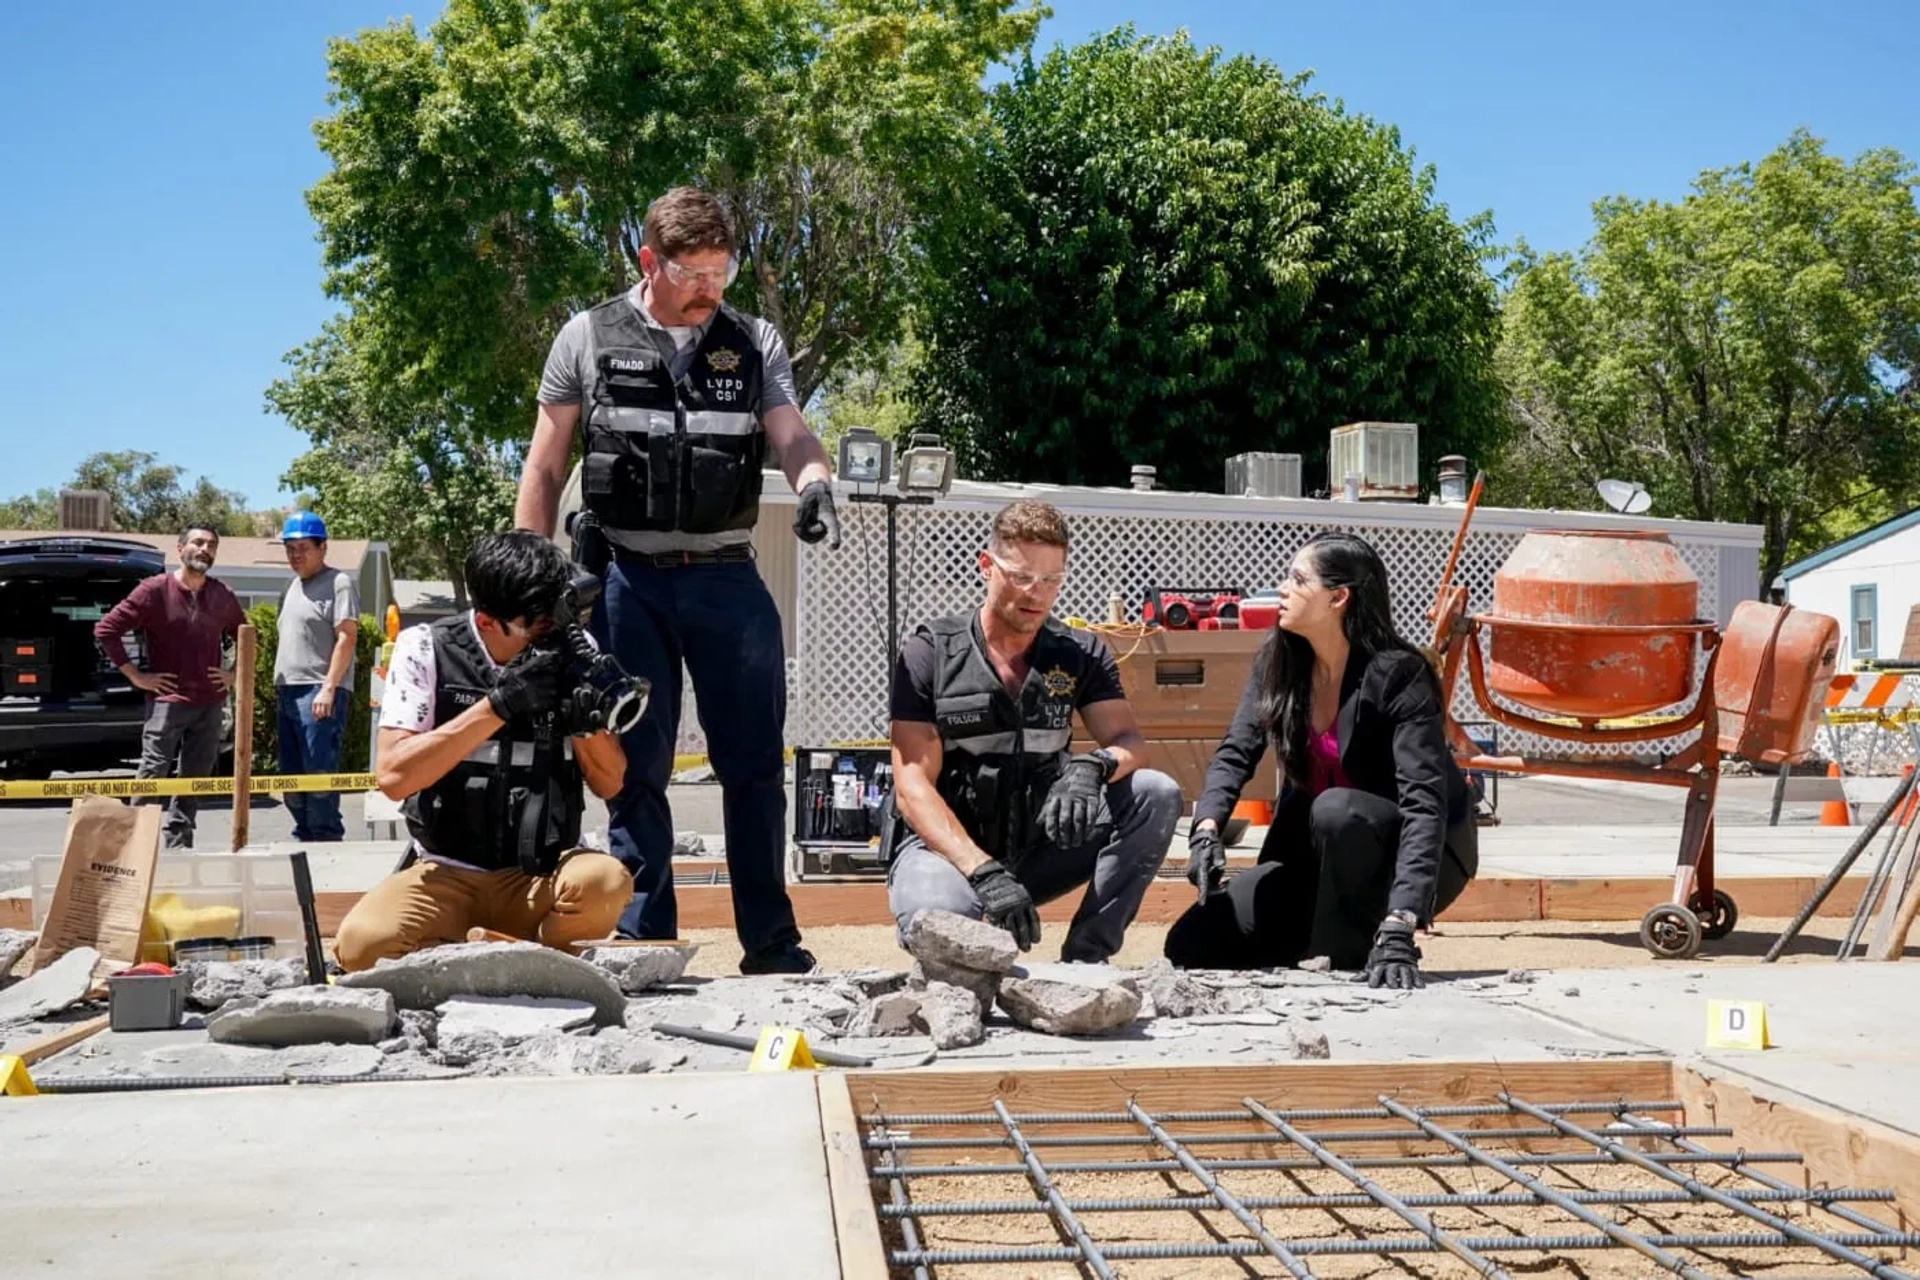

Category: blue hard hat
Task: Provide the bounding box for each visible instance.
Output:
[280,511,329,542]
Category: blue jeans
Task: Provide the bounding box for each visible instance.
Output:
[276,684,347,842]
[594,555,799,955]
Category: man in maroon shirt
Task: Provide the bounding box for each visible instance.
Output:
[94,524,247,848]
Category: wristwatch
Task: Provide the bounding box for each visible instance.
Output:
[1384,908,1419,929]
[1084,748,1120,782]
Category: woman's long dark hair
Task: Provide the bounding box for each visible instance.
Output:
[1255,531,1435,786]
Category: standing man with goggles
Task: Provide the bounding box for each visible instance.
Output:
[515,185,838,974]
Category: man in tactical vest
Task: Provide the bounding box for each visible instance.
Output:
[515,186,836,974]
[887,501,1182,960]
[333,531,633,971]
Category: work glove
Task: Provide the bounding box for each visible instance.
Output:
[794,480,842,549]
[1185,825,1227,904]
[1037,754,1112,850]
[487,647,565,722]
[967,859,1041,951]
[1365,917,1425,990]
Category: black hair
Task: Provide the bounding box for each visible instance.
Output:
[465,530,571,625]
[179,523,220,543]
[1256,531,1436,785]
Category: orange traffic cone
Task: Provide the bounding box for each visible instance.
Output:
[1820,761,1851,827]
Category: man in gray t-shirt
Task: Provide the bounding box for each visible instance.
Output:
[273,511,361,842]
[514,185,840,974]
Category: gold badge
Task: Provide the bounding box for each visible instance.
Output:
[707,348,742,372]
[1041,666,1076,698]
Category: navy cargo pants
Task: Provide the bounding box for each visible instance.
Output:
[593,552,801,958]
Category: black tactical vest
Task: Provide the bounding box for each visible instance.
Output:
[914,614,1088,864]
[401,615,583,874]
[578,294,767,537]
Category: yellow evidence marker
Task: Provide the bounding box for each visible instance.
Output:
[1,1055,38,1096]
[748,1025,817,1072]
[1705,999,1772,1050]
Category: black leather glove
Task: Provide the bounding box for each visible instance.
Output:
[1037,753,1112,850]
[1185,825,1226,903]
[794,480,842,549]
[967,859,1041,951]
[1365,917,1425,990]
[487,647,565,721]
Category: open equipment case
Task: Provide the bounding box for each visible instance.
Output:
[790,745,897,880]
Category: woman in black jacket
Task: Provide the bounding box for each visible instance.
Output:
[1164,532,1477,987]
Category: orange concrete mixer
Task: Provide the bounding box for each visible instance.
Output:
[1430,478,1839,958]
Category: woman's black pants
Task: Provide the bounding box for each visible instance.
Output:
[1164,787,1472,971]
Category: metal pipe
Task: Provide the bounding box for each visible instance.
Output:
[289,848,328,986]
[877,1129,930,1280]
[1243,1097,1507,1278]
[861,1123,1735,1150]
[1503,1092,1915,1279]
[881,1185,1896,1218]
[34,1071,452,1093]
[1841,807,1919,960]
[1123,1100,1315,1279]
[1767,763,1920,961]
[1378,1095,1717,1279]
[892,1230,1920,1267]
[647,1022,873,1068]
[860,1100,1686,1126]
[992,1099,1115,1280]
[870,1150,1803,1179]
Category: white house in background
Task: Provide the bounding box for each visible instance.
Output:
[1779,507,1920,669]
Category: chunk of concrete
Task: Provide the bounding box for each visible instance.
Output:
[914,981,984,1050]
[847,991,922,1038]
[842,969,909,998]
[206,986,396,1047]
[903,910,1019,973]
[503,1027,657,1076]
[181,958,306,1011]
[396,1008,438,1049]
[1141,965,1223,1019]
[671,831,707,857]
[910,958,1001,1018]
[1289,1024,1332,1059]
[131,1040,385,1079]
[0,928,36,977]
[436,994,596,1061]
[996,964,1141,1036]
[580,944,694,993]
[336,941,626,1025]
[0,946,98,1023]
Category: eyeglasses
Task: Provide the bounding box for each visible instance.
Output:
[987,551,1067,592]
[661,255,739,290]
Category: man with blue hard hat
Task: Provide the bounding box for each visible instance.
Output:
[274,510,360,842]
[515,185,839,974]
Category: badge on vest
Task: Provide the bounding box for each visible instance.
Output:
[707,348,742,372]
[1040,666,1077,698]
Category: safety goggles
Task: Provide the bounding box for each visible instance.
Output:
[986,551,1067,592]
[661,255,739,291]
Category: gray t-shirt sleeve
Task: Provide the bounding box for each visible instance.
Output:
[333,569,361,625]
[752,318,797,414]
[537,312,590,405]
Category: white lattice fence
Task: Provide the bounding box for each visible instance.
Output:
[787,483,1749,762]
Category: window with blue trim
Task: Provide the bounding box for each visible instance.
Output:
[1851,585,1878,659]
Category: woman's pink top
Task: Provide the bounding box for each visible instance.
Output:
[1305,727,1350,796]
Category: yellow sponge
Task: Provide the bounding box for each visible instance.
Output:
[141,893,243,956]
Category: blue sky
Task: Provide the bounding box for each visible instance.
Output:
[2,1,1915,510]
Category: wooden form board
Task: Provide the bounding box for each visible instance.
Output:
[816,1074,890,1280]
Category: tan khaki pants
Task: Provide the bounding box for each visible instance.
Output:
[334,851,633,972]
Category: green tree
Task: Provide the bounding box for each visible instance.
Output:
[0,451,256,535]
[0,488,57,529]
[1496,130,1920,590]
[912,28,1506,490]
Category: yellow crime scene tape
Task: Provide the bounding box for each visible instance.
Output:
[0,773,379,802]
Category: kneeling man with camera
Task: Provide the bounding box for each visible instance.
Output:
[334,530,649,970]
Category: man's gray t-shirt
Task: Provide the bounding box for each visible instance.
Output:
[538,286,797,554]
[274,567,360,688]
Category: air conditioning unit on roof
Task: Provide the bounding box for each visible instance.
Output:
[58,489,112,531]
[1328,422,1420,501]
[1224,452,1303,498]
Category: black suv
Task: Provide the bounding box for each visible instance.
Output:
[0,535,164,774]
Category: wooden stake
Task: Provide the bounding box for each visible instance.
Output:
[231,624,256,852]
[1873,861,1920,961]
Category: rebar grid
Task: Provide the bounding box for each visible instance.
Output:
[866,1092,1920,1278]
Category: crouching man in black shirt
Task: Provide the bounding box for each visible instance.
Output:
[886,501,1182,960]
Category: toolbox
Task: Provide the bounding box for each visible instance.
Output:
[791,746,894,878]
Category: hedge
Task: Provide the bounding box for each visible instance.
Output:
[243,603,382,774]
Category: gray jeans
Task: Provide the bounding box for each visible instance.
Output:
[136,701,224,849]
[887,768,1182,962]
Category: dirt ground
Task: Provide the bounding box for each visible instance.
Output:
[680,916,1886,980]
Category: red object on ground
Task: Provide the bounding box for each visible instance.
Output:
[118,962,175,976]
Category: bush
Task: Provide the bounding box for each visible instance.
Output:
[245,603,382,774]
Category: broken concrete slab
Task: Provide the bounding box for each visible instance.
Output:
[0,928,35,978]
[903,910,1019,973]
[181,958,305,1011]
[630,997,742,1035]
[672,831,707,857]
[910,958,1000,1018]
[206,987,396,1048]
[336,942,626,1025]
[1289,1024,1332,1059]
[996,963,1141,1036]
[914,981,984,1050]
[436,995,597,1062]
[580,944,693,994]
[122,1040,387,1079]
[498,1027,656,1076]
[0,946,98,1024]
[841,969,909,998]
[846,991,920,1038]
[1141,964,1224,1019]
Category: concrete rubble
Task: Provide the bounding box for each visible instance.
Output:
[902,910,1018,1014]
[845,981,983,1050]
[435,995,597,1062]
[337,941,627,1025]
[997,963,1143,1036]
[182,958,306,1011]
[580,944,695,993]
[207,987,396,1048]
[0,946,99,1024]
[671,831,707,857]
[0,928,36,978]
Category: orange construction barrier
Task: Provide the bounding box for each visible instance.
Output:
[1820,761,1851,827]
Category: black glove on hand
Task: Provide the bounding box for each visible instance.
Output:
[1185,826,1227,903]
[968,859,1041,951]
[1365,917,1425,990]
[487,647,565,722]
[793,480,842,549]
[1037,754,1112,850]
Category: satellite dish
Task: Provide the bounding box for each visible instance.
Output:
[1596,479,1652,515]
